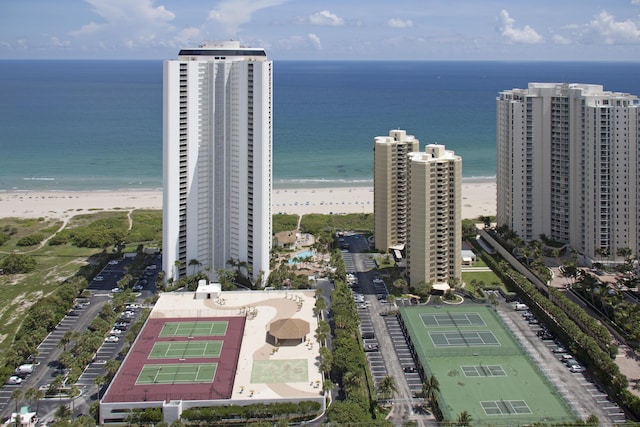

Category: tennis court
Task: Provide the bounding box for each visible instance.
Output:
[481,400,532,415]
[159,321,228,337]
[136,363,217,385]
[399,305,576,425]
[461,364,506,377]
[149,340,223,359]
[421,312,486,327]
[430,330,500,347]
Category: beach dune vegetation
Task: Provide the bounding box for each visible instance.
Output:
[16,233,45,247]
[50,213,128,248]
[300,213,373,236]
[273,214,299,234]
[0,253,37,274]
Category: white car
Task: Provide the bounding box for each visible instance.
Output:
[570,364,586,373]
[126,303,141,309]
[108,260,119,265]
[110,328,123,335]
[105,336,119,343]
[111,287,123,293]
[6,376,22,385]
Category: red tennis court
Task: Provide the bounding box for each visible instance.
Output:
[102,316,245,403]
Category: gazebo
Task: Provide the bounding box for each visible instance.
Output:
[268,318,310,345]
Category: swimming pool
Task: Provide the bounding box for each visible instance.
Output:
[288,250,314,265]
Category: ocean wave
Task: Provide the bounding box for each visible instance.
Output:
[23,177,55,181]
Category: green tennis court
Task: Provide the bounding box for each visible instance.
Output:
[159,321,228,337]
[399,305,576,425]
[136,363,217,385]
[149,340,223,359]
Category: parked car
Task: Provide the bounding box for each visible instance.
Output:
[94,276,104,281]
[6,376,23,385]
[552,346,566,353]
[108,260,119,265]
[110,328,123,335]
[105,336,119,343]
[111,287,123,293]
[570,364,586,373]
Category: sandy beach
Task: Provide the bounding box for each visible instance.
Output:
[0,179,496,220]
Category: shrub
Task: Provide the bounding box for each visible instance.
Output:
[0,253,37,274]
[0,232,10,246]
[16,233,45,246]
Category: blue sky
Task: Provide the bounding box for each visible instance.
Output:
[1,0,640,60]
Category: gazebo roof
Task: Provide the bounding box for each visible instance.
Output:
[268,318,310,340]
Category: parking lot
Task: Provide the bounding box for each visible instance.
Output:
[0,255,160,423]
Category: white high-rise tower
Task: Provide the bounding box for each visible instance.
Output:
[163,41,272,284]
[497,83,640,264]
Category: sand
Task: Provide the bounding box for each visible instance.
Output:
[0,179,496,220]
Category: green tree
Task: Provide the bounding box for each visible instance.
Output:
[188,258,202,277]
[10,389,23,415]
[0,253,37,274]
[55,404,72,422]
[318,346,333,374]
[216,268,237,291]
[378,375,397,401]
[456,409,472,426]
[422,375,440,411]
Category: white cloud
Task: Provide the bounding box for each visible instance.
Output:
[633,0,640,5]
[70,0,177,47]
[208,0,289,36]
[308,33,322,50]
[497,9,543,44]
[553,34,571,45]
[174,27,202,46]
[309,10,344,27]
[588,11,640,44]
[388,18,413,29]
[50,36,70,47]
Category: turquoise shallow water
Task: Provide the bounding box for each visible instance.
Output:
[1,60,639,191]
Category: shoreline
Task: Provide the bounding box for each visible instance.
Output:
[0,178,496,220]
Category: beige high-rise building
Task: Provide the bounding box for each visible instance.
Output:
[497,83,640,264]
[407,144,462,287]
[373,130,420,252]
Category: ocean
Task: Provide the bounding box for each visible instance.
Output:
[1,60,640,191]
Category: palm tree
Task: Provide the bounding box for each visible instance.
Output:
[422,375,440,410]
[456,410,472,426]
[173,259,183,279]
[67,385,80,416]
[105,359,121,380]
[57,330,79,352]
[24,387,37,409]
[94,375,106,399]
[10,389,23,415]
[319,346,332,374]
[322,379,334,396]
[378,375,397,401]
[188,258,202,277]
[55,404,72,422]
[617,247,633,264]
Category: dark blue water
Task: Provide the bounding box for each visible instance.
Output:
[1,59,639,191]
